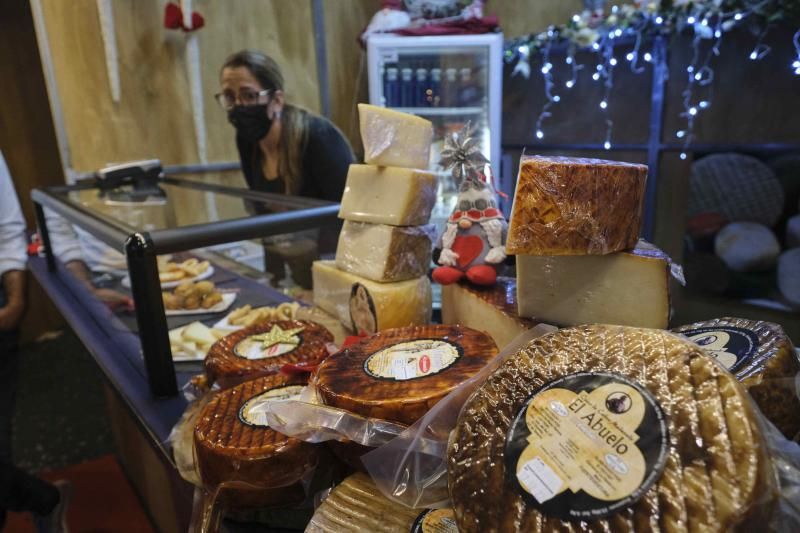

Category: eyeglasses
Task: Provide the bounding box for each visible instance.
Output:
[214,89,270,110]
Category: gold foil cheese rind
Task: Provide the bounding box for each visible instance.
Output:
[447,325,774,533]
[673,317,800,440]
[506,155,648,255]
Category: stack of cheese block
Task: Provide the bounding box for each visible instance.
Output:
[313,104,437,334]
[507,155,671,328]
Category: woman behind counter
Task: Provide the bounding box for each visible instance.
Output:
[218,50,354,288]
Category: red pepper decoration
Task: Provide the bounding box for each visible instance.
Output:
[163,2,204,32]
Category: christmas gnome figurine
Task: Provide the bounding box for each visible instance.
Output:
[432,124,507,286]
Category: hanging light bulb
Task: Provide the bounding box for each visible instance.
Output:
[604,141,611,150]
[680,152,688,160]
[566,80,575,88]
[536,130,544,139]
[676,130,686,138]
[600,100,608,109]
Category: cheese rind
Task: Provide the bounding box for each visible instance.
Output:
[312,260,432,334]
[673,316,800,440]
[517,240,670,328]
[338,164,437,226]
[448,325,774,532]
[315,324,498,425]
[441,277,556,349]
[193,374,317,508]
[507,155,648,255]
[306,473,421,532]
[358,103,433,169]
[335,221,433,282]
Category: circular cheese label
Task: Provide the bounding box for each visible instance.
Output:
[363,339,461,381]
[681,326,759,373]
[349,283,378,335]
[410,508,458,533]
[233,325,305,360]
[505,372,669,521]
[238,385,305,427]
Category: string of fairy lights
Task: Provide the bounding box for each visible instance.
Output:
[505,1,800,156]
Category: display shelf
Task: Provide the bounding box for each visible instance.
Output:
[390,106,484,116]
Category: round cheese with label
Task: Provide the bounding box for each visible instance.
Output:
[193,373,317,507]
[205,319,333,389]
[315,325,498,425]
[448,325,774,532]
[674,317,800,440]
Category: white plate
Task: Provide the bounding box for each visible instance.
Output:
[165,291,237,316]
[121,264,215,289]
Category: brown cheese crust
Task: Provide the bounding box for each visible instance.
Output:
[506,156,648,255]
[193,373,317,507]
[315,325,498,425]
[673,317,800,440]
[448,325,774,532]
[205,319,333,389]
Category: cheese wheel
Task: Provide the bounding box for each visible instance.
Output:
[448,325,773,532]
[306,472,421,532]
[506,156,648,255]
[205,320,333,389]
[315,325,498,425]
[441,277,554,349]
[674,317,800,440]
[193,374,317,507]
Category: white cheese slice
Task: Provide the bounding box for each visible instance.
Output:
[358,103,433,169]
[335,221,432,282]
[312,260,431,334]
[338,164,437,226]
[517,241,670,328]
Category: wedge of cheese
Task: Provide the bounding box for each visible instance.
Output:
[507,155,648,255]
[448,325,774,532]
[312,260,432,334]
[335,221,433,282]
[358,103,433,169]
[338,164,437,226]
[517,240,670,328]
[674,317,800,440]
[441,277,556,349]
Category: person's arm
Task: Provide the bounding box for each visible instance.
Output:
[303,117,355,202]
[0,151,29,331]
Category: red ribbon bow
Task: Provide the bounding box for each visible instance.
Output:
[164,2,204,32]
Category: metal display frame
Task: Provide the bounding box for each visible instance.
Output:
[31,169,340,398]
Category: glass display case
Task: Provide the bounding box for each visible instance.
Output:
[31,162,340,397]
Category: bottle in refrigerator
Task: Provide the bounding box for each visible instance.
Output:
[384,67,399,107]
[400,67,414,107]
[459,67,480,107]
[430,68,441,107]
[415,68,429,107]
[443,68,458,107]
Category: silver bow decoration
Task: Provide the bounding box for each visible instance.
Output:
[438,122,489,184]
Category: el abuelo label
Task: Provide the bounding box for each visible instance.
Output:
[681,326,759,373]
[505,372,669,521]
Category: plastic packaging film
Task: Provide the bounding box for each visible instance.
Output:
[445,325,780,532]
[335,222,435,283]
[358,103,433,170]
[506,155,648,255]
[204,319,333,389]
[312,260,432,335]
[673,317,800,440]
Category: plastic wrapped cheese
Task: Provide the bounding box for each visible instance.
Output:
[314,325,498,426]
[204,320,333,389]
[307,473,452,533]
[358,103,433,169]
[312,260,432,334]
[507,155,648,255]
[193,373,318,508]
[441,277,557,349]
[516,240,670,328]
[335,221,433,282]
[447,325,775,532]
[674,317,800,440]
[338,164,437,226]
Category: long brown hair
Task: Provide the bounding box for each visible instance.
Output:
[221,50,310,195]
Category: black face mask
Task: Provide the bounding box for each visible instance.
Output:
[227,104,272,143]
